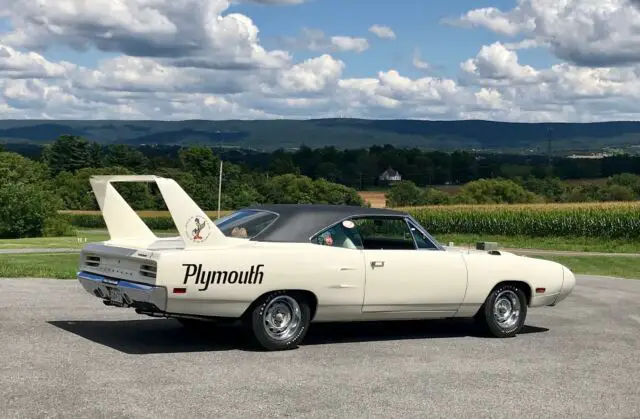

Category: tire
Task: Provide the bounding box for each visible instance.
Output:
[245,291,311,351]
[475,284,527,338]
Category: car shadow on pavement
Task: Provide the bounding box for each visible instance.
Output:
[48,317,549,354]
[301,319,548,347]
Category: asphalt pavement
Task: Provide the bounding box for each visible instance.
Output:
[1,276,639,419]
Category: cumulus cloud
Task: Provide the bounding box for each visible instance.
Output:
[3,0,640,123]
[0,0,291,70]
[275,28,369,53]
[412,49,431,70]
[445,0,640,68]
[330,36,369,53]
[460,42,540,86]
[368,25,396,40]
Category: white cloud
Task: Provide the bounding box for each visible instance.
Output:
[276,28,369,53]
[0,0,291,70]
[368,25,396,40]
[412,49,430,70]
[0,44,72,79]
[330,36,369,53]
[446,0,640,67]
[460,42,540,85]
[3,0,640,123]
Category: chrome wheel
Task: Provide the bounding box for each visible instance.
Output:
[263,295,302,341]
[493,290,521,330]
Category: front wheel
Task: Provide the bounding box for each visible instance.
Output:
[475,284,527,338]
[245,291,311,351]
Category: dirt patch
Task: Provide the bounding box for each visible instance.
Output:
[359,191,386,208]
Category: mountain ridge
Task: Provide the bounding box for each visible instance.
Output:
[1,118,640,153]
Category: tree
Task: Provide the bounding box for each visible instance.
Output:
[42,135,93,176]
[0,182,71,239]
[456,178,544,204]
[385,181,425,207]
[0,152,49,185]
[52,167,157,210]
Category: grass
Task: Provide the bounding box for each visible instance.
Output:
[433,234,640,254]
[0,253,80,279]
[0,230,177,249]
[0,232,108,249]
[532,255,640,279]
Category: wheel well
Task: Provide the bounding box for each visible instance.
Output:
[495,280,532,305]
[242,289,319,321]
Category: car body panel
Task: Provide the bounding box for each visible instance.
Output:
[361,249,468,314]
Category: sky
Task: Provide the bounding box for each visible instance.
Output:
[1,0,640,122]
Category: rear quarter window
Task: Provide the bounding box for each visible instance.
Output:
[214,210,278,239]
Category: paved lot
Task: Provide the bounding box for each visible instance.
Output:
[1,276,639,419]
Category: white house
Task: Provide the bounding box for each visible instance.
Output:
[379,167,402,182]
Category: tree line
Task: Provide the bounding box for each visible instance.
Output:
[5,136,640,189]
[1,135,639,239]
[0,136,364,239]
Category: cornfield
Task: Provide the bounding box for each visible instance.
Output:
[399,202,640,239]
[61,201,640,239]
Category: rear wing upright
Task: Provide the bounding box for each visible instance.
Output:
[89,175,228,249]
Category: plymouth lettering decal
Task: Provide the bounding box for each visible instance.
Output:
[182,264,265,291]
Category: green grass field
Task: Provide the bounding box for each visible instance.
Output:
[0,254,80,279]
[530,255,640,279]
[435,234,640,254]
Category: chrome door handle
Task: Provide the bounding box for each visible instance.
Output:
[370,261,385,268]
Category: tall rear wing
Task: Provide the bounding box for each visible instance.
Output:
[89,175,228,249]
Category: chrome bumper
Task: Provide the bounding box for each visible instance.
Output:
[77,271,167,312]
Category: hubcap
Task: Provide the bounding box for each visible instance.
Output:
[263,296,302,341]
[493,290,520,330]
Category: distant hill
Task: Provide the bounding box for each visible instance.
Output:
[2,118,640,153]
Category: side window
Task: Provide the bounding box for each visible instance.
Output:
[407,220,439,250]
[352,217,416,250]
[312,220,363,249]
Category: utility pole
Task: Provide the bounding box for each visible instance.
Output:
[217,159,223,219]
[217,139,223,219]
[547,126,553,170]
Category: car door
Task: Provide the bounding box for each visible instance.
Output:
[354,216,468,315]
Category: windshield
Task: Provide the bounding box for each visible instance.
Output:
[214,209,278,239]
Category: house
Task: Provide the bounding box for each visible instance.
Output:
[379,167,402,182]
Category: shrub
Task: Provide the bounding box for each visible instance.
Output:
[0,183,70,239]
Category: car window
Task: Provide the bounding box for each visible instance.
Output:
[214,209,278,239]
[312,220,363,249]
[351,217,416,250]
[407,220,439,250]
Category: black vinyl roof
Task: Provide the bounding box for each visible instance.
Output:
[243,204,408,243]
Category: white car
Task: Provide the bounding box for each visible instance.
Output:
[77,175,576,351]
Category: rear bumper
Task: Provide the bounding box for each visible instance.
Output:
[77,271,167,312]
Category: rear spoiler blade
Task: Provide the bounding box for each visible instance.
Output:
[89,175,228,249]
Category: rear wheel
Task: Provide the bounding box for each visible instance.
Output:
[475,284,527,338]
[245,291,311,351]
